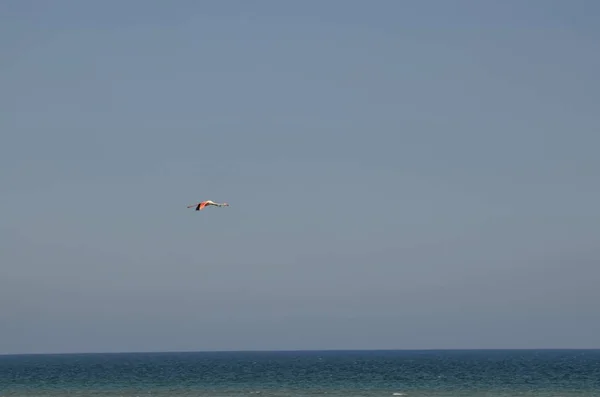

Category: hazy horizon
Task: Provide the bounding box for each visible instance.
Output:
[2,0,599,355]
[3,347,600,357]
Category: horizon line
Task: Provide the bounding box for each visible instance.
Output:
[2,347,599,357]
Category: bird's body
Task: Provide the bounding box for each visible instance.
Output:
[187,200,229,211]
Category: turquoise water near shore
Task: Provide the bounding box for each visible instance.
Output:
[1,350,599,396]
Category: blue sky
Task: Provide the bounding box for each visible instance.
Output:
[1,0,599,354]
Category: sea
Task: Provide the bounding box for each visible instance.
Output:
[1,350,599,397]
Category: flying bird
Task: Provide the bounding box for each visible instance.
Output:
[187,200,230,211]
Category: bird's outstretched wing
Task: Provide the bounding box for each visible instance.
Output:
[187,202,207,210]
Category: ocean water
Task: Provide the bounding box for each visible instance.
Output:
[1,350,599,397]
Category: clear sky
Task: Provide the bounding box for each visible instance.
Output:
[1,0,599,355]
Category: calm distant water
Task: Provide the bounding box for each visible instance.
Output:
[1,350,599,397]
